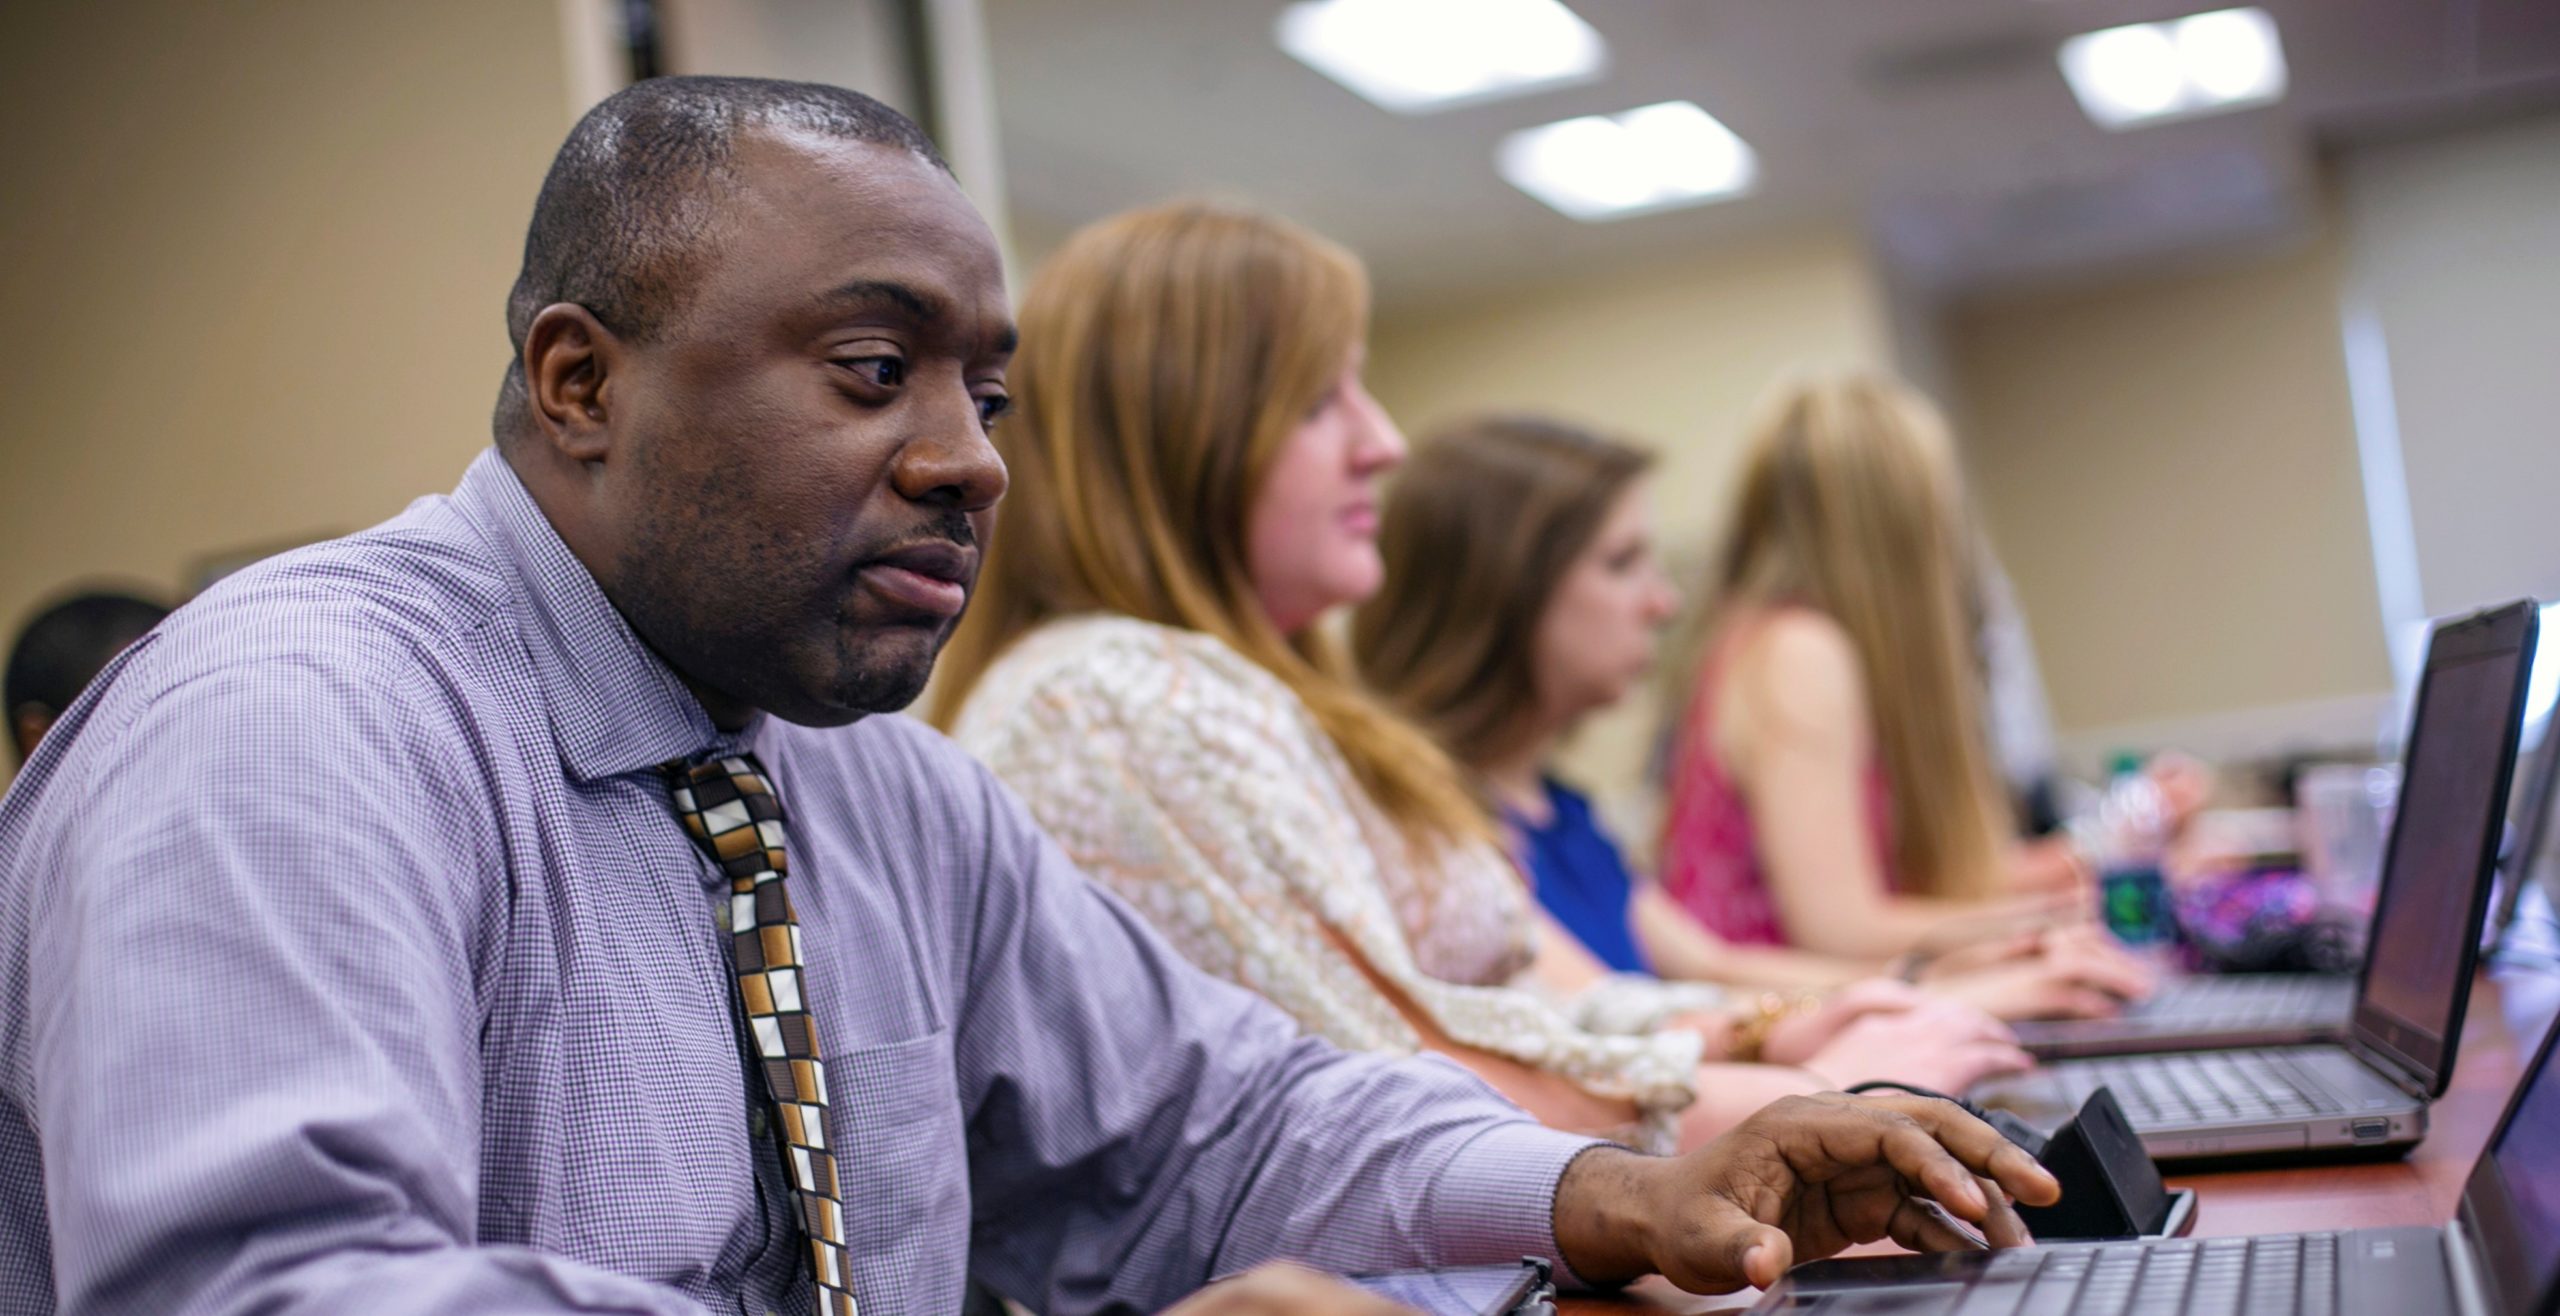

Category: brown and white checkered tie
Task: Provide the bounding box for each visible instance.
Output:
[664,753,857,1316]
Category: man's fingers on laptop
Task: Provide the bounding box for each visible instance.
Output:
[1167,1263,1419,1315]
[1969,1171,2034,1249]
[1731,1219,1796,1292]
[1552,1095,2058,1294]
[1866,1095,2059,1212]
[1883,1192,1989,1256]
[1644,1193,1797,1294]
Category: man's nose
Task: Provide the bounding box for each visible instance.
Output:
[894,393,1009,512]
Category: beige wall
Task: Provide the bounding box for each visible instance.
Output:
[2339,110,2560,623]
[1365,216,2406,816]
[0,3,572,677]
[1948,227,2394,755]
[1365,230,1897,830]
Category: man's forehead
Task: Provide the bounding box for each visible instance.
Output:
[735,132,990,248]
[711,129,1008,316]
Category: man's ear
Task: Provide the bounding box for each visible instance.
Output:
[522,303,622,464]
[11,703,52,762]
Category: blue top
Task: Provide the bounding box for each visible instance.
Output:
[1514,778,1650,975]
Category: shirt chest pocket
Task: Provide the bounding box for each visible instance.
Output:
[824,1028,967,1308]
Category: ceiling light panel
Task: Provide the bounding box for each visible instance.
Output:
[1275,0,1607,114]
[2059,7,2287,130]
[1498,101,1758,222]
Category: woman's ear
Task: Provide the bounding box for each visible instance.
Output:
[521,303,621,465]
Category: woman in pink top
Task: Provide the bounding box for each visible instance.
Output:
[1661,375,2116,966]
[1662,611,1902,947]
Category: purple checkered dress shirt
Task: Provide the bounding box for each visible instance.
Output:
[0,450,1597,1316]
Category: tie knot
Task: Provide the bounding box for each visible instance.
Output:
[662,753,788,879]
[662,751,773,792]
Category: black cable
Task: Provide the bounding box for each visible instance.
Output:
[1847,1079,2052,1158]
[1845,1079,1969,1105]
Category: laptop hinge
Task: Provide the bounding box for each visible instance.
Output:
[2443,1219,2490,1316]
[2346,1034,2435,1099]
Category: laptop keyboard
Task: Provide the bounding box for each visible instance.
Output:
[2141,976,2347,1026]
[2063,1049,2347,1126]
[1949,1233,2340,1315]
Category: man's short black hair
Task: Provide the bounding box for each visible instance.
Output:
[494,76,948,438]
[5,590,170,724]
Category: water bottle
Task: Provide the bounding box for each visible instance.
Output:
[2091,752,2173,944]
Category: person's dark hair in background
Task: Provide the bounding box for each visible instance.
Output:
[5,589,169,762]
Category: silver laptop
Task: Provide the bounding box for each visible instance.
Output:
[1973,601,2540,1163]
[1748,993,2560,1315]
[2024,611,2560,1062]
[2013,972,2356,1061]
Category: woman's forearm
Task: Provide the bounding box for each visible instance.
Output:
[1631,887,1872,989]
[1782,890,2064,961]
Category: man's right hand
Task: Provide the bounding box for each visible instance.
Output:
[1163,1263,1419,1315]
[1551,1091,2062,1294]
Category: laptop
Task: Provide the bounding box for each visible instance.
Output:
[1972,601,2540,1163]
[2012,972,2357,1061]
[1747,992,2560,1315]
[2023,615,2560,1061]
[2487,691,2560,956]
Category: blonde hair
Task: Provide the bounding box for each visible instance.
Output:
[1354,415,1652,767]
[929,201,1490,845]
[1694,373,2011,899]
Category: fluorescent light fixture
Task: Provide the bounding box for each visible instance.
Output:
[1275,0,1606,114]
[2059,7,2287,130]
[1498,100,1758,221]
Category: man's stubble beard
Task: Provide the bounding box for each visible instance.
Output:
[821,615,949,718]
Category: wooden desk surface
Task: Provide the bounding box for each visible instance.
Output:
[1562,968,2560,1315]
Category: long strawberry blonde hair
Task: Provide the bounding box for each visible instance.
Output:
[1690,373,2011,898]
[928,201,1489,846]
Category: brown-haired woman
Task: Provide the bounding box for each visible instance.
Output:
[932,202,2031,1153]
[1353,415,2150,1020]
[1658,374,2106,964]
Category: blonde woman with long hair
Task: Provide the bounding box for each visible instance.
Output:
[1354,415,2148,1019]
[1660,375,2098,963]
[931,203,2030,1154]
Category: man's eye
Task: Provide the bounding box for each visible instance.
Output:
[839,356,905,388]
[976,393,1011,428]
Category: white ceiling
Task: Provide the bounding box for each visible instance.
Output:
[984,0,2560,311]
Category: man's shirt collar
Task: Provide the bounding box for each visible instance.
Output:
[451,448,762,780]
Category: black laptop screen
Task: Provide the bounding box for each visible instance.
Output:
[2462,1013,2560,1315]
[2352,604,2536,1090]
[2363,653,2516,1028]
